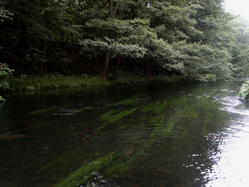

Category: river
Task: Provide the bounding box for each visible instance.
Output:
[0,80,248,187]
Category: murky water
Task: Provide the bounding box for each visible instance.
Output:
[0,81,248,187]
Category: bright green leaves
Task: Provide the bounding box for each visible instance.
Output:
[80,18,149,59]
[168,41,233,81]
[2,0,241,80]
[85,18,134,34]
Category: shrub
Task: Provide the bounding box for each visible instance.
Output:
[239,80,249,100]
[0,62,14,91]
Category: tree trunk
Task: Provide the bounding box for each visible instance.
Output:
[40,41,47,75]
[18,21,29,61]
[115,57,121,72]
[102,0,119,77]
[120,59,125,71]
[146,58,150,78]
[103,51,111,77]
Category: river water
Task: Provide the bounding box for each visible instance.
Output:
[0,81,248,187]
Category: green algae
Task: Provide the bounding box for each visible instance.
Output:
[54,102,172,186]
[116,97,139,106]
[142,100,168,114]
[28,105,59,115]
[161,116,176,137]
[98,107,138,131]
[53,152,115,187]
[74,103,99,114]
[38,155,65,174]
[176,104,199,119]
[168,97,188,107]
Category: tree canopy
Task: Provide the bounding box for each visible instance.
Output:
[1,0,249,81]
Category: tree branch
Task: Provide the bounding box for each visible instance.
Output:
[109,0,114,18]
[113,3,119,17]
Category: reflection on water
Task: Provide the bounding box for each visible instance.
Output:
[0,81,248,186]
[207,94,249,187]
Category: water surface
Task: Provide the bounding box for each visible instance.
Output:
[0,81,248,186]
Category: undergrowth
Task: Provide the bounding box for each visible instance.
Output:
[4,74,184,92]
[8,75,111,91]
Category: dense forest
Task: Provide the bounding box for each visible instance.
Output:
[1,0,249,82]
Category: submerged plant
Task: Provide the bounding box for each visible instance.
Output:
[175,104,199,119]
[142,100,168,114]
[28,105,59,115]
[161,116,176,137]
[116,97,139,106]
[98,107,138,131]
[38,156,65,174]
[53,152,115,187]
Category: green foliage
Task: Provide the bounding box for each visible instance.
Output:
[238,80,249,100]
[115,75,147,84]
[1,0,249,80]
[0,62,14,79]
[80,18,150,59]
[0,6,13,22]
[230,18,249,78]
[149,74,184,82]
[0,63,14,91]
[167,41,233,81]
[80,38,147,58]
[0,95,5,102]
[8,75,111,91]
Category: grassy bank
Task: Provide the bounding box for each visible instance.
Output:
[7,74,111,91]
[3,74,184,92]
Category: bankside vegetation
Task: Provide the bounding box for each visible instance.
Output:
[1,0,249,87]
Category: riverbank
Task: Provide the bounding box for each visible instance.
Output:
[1,74,183,92]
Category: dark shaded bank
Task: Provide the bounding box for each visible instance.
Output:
[1,74,184,92]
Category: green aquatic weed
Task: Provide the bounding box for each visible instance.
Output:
[142,100,168,114]
[116,97,139,106]
[98,107,138,131]
[28,105,59,115]
[53,152,115,187]
[38,156,65,173]
[161,116,176,137]
[176,104,199,119]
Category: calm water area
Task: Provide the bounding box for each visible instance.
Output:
[1,81,249,186]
